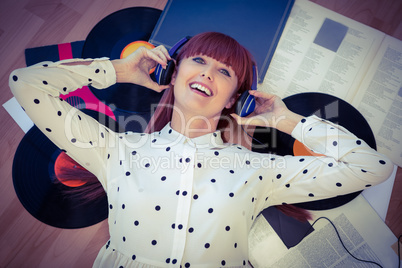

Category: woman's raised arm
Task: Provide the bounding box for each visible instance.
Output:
[9,58,117,183]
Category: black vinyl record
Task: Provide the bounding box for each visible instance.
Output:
[252,92,376,210]
[12,110,115,229]
[82,7,163,121]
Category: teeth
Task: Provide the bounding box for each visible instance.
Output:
[190,83,211,96]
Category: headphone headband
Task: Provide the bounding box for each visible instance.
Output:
[168,36,191,57]
[154,36,191,85]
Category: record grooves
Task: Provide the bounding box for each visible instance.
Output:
[82,7,163,114]
[252,92,376,210]
[12,125,108,229]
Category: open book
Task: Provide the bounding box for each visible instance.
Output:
[260,0,402,167]
[249,194,401,267]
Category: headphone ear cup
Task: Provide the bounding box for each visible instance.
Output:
[158,60,176,85]
[236,91,256,117]
[236,65,257,116]
[236,91,250,115]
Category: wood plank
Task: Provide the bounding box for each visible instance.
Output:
[26,3,82,48]
[311,0,402,38]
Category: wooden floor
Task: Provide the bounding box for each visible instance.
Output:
[0,0,401,267]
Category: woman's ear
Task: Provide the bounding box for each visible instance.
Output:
[225,93,240,109]
[170,59,178,85]
[170,71,176,85]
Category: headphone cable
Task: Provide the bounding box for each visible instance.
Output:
[241,125,265,146]
[292,217,402,268]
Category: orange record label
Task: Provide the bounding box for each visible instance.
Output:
[121,41,156,73]
[293,140,325,157]
[54,152,87,187]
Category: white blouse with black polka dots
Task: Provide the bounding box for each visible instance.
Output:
[9,58,393,268]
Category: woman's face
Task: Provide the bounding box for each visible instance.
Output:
[171,55,239,121]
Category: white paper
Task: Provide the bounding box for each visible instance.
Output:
[362,165,397,221]
[2,97,33,133]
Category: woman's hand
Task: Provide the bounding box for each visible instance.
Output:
[231,91,304,135]
[112,45,171,92]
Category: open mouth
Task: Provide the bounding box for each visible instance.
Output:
[190,82,213,97]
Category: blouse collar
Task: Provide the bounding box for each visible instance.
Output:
[158,123,225,149]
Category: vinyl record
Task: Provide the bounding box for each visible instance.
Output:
[252,92,376,210]
[82,7,163,121]
[12,110,117,229]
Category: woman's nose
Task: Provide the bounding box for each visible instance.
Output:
[200,69,213,81]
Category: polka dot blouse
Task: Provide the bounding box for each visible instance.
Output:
[9,58,393,268]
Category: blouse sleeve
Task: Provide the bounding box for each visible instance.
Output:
[262,115,394,208]
[9,58,118,188]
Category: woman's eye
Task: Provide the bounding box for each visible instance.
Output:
[220,69,231,77]
[193,57,205,64]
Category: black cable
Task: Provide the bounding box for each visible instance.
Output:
[299,217,384,267]
[241,125,265,145]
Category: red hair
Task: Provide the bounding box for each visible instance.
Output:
[146,32,255,134]
[276,204,311,222]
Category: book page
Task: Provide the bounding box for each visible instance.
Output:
[352,35,402,167]
[260,0,384,101]
[248,195,400,267]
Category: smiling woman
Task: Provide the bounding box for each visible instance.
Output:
[169,55,239,136]
[147,32,255,135]
[9,31,393,267]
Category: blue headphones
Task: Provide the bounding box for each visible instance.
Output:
[154,37,256,117]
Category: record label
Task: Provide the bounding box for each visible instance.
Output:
[293,140,325,157]
[120,40,155,59]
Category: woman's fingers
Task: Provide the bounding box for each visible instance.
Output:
[144,81,170,93]
[154,45,171,61]
[118,45,172,91]
[230,113,270,127]
[147,46,171,68]
[230,91,290,128]
[249,90,277,105]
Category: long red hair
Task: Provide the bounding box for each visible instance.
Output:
[54,152,105,205]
